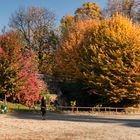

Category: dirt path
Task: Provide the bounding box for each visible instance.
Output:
[0,112,140,140]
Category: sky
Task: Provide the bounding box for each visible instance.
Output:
[0,0,107,31]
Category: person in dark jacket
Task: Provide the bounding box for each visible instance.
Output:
[41,96,47,120]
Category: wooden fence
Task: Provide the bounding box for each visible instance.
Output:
[55,106,140,114]
[2,104,140,114]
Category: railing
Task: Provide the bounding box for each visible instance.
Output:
[4,103,140,114]
[55,106,140,114]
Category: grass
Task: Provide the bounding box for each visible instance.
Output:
[0,101,40,113]
[0,101,56,113]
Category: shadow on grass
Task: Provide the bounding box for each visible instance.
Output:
[8,111,140,128]
[9,108,39,113]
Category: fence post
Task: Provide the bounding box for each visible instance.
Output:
[98,107,100,113]
[72,107,74,112]
[108,107,110,113]
[76,107,78,112]
[116,108,117,113]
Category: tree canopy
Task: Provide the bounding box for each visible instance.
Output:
[9,6,59,74]
[106,0,140,22]
[0,32,46,106]
[55,15,140,106]
[75,2,102,21]
[0,2,139,107]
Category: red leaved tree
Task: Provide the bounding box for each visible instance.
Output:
[0,32,46,106]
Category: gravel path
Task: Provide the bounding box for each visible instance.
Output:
[0,112,140,140]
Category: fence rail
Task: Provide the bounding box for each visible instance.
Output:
[55,106,140,114]
[1,103,140,114]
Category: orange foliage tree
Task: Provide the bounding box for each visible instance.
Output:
[55,15,140,106]
[60,2,102,33]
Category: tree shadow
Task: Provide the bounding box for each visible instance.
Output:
[8,112,140,128]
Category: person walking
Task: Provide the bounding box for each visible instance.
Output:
[41,96,47,120]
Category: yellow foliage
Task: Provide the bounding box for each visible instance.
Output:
[61,15,74,30]
[56,14,140,104]
[55,20,100,79]
[75,2,102,21]
[70,100,76,107]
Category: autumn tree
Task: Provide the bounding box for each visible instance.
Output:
[61,15,74,33]
[60,2,102,34]
[0,33,23,100]
[55,20,99,79]
[55,15,140,106]
[106,0,140,22]
[0,32,46,106]
[74,2,102,21]
[9,6,59,74]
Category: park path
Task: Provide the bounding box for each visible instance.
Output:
[0,112,140,140]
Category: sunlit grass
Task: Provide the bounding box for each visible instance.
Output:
[0,101,40,113]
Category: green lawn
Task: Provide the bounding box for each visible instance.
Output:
[0,101,40,113]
